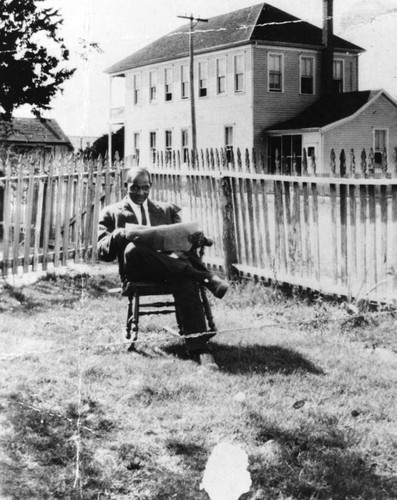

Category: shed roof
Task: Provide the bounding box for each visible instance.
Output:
[267,90,382,131]
[106,2,364,75]
[0,117,72,146]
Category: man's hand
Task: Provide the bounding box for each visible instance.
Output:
[113,228,126,245]
[188,231,206,248]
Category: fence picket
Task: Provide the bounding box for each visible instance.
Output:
[359,185,368,286]
[32,180,44,271]
[12,157,24,274]
[302,181,311,278]
[330,183,338,283]
[380,184,388,288]
[42,156,54,271]
[340,184,348,285]
[311,182,320,282]
[368,184,377,286]
[62,158,73,266]
[91,157,103,263]
[349,184,357,296]
[292,181,302,277]
[2,159,11,276]
[23,159,35,272]
[53,158,64,268]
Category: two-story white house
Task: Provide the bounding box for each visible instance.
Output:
[105,1,397,174]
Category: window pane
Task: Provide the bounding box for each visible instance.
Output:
[301,77,313,94]
[217,59,226,76]
[235,54,243,73]
[301,57,313,77]
[269,54,281,71]
[269,55,282,91]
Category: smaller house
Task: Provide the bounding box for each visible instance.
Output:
[267,89,397,174]
[0,117,72,157]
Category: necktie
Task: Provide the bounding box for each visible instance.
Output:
[140,204,147,226]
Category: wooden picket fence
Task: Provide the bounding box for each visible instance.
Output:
[1,146,397,304]
[150,146,397,304]
[0,152,125,277]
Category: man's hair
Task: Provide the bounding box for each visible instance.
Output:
[125,167,152,185]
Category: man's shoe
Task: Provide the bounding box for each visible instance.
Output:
[198,352,219,370]
[204,275,229,299]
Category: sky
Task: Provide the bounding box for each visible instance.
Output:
[15,0,397,139]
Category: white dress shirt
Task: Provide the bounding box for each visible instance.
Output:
[127,198,151,226]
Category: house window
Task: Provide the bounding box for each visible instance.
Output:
[134,132,140,163]
[181,65,189,99]
[198,61,207,97]
[181,129,189,162]
[268,53,283,92]
[374,129,387,165]
[234,54,244,92]
[165,130,172,160]
[268,135,302,173]
[150,131,156,162]
[165,68,173,101]
[216,58,226,94]
[133,74,141,105]
[300,56,314,94]
[225,126,233,162]
[333,60,344,93]
[149,71,157,103]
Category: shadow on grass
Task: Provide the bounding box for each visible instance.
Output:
[1,393,123,500]
[1,392,209,500]
[0,273,120,313]
[242,411,397,499]
[164,342,323,376]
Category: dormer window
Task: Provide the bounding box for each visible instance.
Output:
[268,53,283,92]
[300,56,314,95]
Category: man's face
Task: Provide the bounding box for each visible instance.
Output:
[127,173,151,205]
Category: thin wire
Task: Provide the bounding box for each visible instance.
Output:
[72,276,85,497]
[0,14,344,54]
[0,307,394,362]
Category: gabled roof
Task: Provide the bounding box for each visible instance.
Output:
[267,90,383,132]
[0,117,72,146]
[105,2,364,75]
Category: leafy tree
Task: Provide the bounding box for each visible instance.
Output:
[0,0,75,119]
[83,127,124,159]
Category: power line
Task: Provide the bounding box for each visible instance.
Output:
[176,14,208,153]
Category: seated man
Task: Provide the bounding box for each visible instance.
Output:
[97,167,229,368]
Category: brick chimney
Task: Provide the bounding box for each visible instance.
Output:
[321,0,334,95]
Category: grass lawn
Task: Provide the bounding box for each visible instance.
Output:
[0,264,396,499]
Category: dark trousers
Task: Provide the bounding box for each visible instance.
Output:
[123,243,211,352]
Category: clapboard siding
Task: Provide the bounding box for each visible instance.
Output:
[324,94,397,169]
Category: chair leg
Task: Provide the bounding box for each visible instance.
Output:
[126,295,133,339]
[132,291,140,341]
[200,286,217,332]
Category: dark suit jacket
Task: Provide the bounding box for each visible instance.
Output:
[97,197,181,274]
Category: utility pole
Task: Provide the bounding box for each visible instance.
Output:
[177,14,208,153]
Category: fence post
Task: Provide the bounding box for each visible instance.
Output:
[219,175,238,281]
